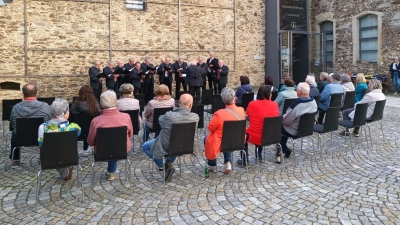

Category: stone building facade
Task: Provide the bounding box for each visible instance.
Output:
[0,0,266,104]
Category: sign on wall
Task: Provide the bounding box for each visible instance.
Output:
[280,0,308,31]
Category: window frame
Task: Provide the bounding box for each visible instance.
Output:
[320,21,334,64]
[359,14,378,63]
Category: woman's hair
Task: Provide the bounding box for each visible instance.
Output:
[51,98,69,118]
[73,85,99,116]
[155,84,170,96]
[257,85,272,100]
[100,90,118,109]
[284,79,295,87]
[341,74,352,83]
[265,76,274,86]
[240,76,250,85]
[221,87,236,105]
[356,73,366,83]
[368,79,382,90]
[305,75,315,86]
[119,83,134,95]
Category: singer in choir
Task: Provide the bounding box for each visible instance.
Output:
[157,57,173,95]
[197,57,207,90]
[141,56,155,103]
[114,60,125,94]
[217,60,229,94]
[131,62,144,95]
[183,60,203,97]
[103,60,118,92]
[173,56,188,99]
[124,57,135,85]
[206,51,219,94]
[89,60,103,100]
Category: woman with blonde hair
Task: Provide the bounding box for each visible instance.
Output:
[355,73,368,103]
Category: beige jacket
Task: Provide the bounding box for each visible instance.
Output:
[144,95,175,128]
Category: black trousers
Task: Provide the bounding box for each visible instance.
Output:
[202,80,207,90]
[175,79,187,99]
[10,132,19,160]
[143,83,154,103]
[207,73,217,93]
[217,82,226,95]
[93,88,101,101]
[160,80,172,95]
[134,86,142,95]
[189,86,201,97]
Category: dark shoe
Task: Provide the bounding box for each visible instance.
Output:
[165,165,175,182]
[64,167,73,181]
[353,130,360,137]
[12,161,20,167]
[236,159,249,167]
[284,148,292,158]
[339,131,350,136]
[158,167,163,172]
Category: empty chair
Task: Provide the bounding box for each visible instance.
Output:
[200,89,213,106]
[283,98,297,115]
[37,97,56,106]
[286,112,316,157]
[313,107,340,159]
[204,95,225,117]
[366,99,386,144]
[36,131,83,209]
[240,92,254,111]
[1,99,22,136]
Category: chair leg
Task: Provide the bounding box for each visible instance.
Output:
[255,147,260,176]
[363,126,369,148]
[190,155,197,185]
[241,150,249,180]
[318,134,321,161]
[348,133,353,154]
[126,159,132,195]
[90,162,95,200]
[10,147,17,171]
[179,156,182,176]
[35,170,42,210]
[367,124,372,148]
[163,158,166,185]
[310,136,315,160]
[380,121,385,141]
[300,138,304,155]
[336,130,340,154]
[78,164,84,203]
[124,160,128,182]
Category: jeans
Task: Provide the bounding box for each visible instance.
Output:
[142,139,176,168]
[393,71,400,93]
[10,132,19,160]
[142,123,160,142]
[203,135,233,166]
[280,126,296,154]
[343,109,360,132]
[107,161,117,173]
[241,133,263,160]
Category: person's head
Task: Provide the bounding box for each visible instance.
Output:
[117,60,123,67]
[218,60,224,67]
[340,74,351,84]
[161,58,165,63]
[75,85,99,116]
[368,79,382,91]
[144,56,151,64]
[394,56,399,63]
[128,57,135,65]
[305,75,316,86]
[119,83,134,96]
[296,82,310,98]
[100,90,117,109]
[190,60,197,66]
[198,57,204,63]
[240,76,250,85]
[51,98,70,119]
[257,85,272,100]
[319,72,329,81]
[22,84,38,99]
[281,73,290,83]
[155,84,170,97]
[220,87,236,105]
[134,62,141,70]
[284,78,295,87]
[356,73,366,83]
[178,94,193,109]
[107,60,114,68]
[209,51,215,58]
[165,57,170,64]
[330,73,341,83]
[178,56,184,64]
[94,60,101,69]
[265,76,274,86]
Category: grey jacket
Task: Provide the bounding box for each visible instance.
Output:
[283,97,317,136]
[10,100,52,133]
[150,107,199,158]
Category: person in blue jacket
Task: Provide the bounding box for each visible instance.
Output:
[317,73,344,124]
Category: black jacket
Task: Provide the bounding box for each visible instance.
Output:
[182,65,203,87]
[157,63,173,83]
[173,61,188,82]
[114,66,126,86]
[141,62,155,84]
[218,65,229,85]
[197,62,207,81]
[389,62,400,79]
[89,66,101,90]
[103,66,116,89]
[206,58,219,75]
[124,63,135,84]
[131,68,143,88]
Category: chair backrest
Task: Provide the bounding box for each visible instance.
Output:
[370,99,386,122]
[221,120,246,152]
[361,89,368,98]
[201,89,213,105]
[261,116,283,146]
[139,100,145,116]
[342,91,355,110]
[95,126,128,162]
[120,110,140,135]
[40,131,78,170]
[296,112,316,138]
[134,94,145,102]
[211,95,225,114]
[152,107,173,132]
[37,97,56,106]
[190,104,204,129]
[15,117,44,147]
[329,93,342,108]
[283,98,297,114]
[313,95,320,106]
[322,107,340,133]
[70,113,94,141]
[241,92,254,111]
[167,122,197,157]
[2,99,22,121]
[271,91,278,101]
[352,103,368,127]
[178,90,194,99]
[193,95,200,106]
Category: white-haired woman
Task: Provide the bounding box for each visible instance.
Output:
[117,83,142,128]
[305,74,319,98]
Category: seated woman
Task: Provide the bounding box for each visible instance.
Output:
[355,73,368,103]
[265,76,277,92]
[317,72,329,93]
[235,76,253,103]
[340,79,385,137]
[143,84,175,142]
[205,87,246,174]
[305,74,320,98]
[279,73,297,92]
[70,85,101,156]
[341,74,355,92]
[38,98,81,181]
[87,90,133,181]
[274,78,297,115]
[237,85,280,167]
[117,83,142,129]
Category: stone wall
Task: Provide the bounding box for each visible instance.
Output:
[0,0,266,105]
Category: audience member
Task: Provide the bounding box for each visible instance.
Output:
[117,83,142,130]
[279,73,297,92]
[275,79,297,114]
[355,73,368,103]
[317,72,329,93]
[205,87,245,174]
[235,76,253,103]
[10,84,52,167]
[305,74,320,98]
[265,76,277,92]
[237,85,280,167]
[87,90,133,181]
[142,94,199,182]
[317,73,344,124]
[341,74,355,92]
[38,98,81,181]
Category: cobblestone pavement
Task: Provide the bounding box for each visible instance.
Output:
[0,102,399,225]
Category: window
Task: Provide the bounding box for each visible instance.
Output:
[126,0,146,11]
[320,21,333,63]
[359,14,378,62]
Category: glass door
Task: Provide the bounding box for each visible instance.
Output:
[279,31,292,79]
[309,33,326,76]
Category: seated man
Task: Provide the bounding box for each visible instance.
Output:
[237,85,280,166]
[87,90,133,181]
[142,94,199,182]
[38,98,81,181]
[318,73,344,124]
[205,87,246,173]
[340,79,385,137]
[279,82,317,163]
[10,84,52,167]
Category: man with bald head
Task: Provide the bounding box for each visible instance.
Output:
[142,93,199,182]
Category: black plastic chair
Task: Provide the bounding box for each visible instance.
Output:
[69,113,94,143]
[2,99,22,136]
[313,107,340,159]
[37,97,56,106]
[329,93,343,108]
[121,110,141,152]
[152,122,197,184]
[134,94,145,102]
[217,120,247,179]
[341,91,356,120]
[256,116,283,167]
[338,103,368,153]
[11,117,44,170]
[91,126,131,198]
[200,89,213,105]
[191,104,204,130]
[152,107,174,133]
[286,112,316,157]
[204,95,225,118]
[366,99,386,144]
[36,131,83,210]
[271,91,278,101]
[283,98,297,115]
[313,96,320,107]
[240,93,254,112]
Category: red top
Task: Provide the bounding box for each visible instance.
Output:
[246,99,280,145]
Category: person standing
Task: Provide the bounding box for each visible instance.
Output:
[141,56,155,103]
[173,56,188,99]
[89,60,104,100]
[217,60,229,95]
[206,51,219,94]
[114,60,125,94]
[131,62,144,95]
[103,60,118,91]
[389,56,400,95]
[157,57,173,95]
[197,57,207,90]
[124,57,135,85]
[183,60,203,96]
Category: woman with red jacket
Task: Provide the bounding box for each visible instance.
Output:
[237,85,280,167]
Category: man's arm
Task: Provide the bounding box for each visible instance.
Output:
[220,66,229,76]
[89,67,99,82]
[207,112,220,133]
[282,107,297,126]
[319,85,330,102]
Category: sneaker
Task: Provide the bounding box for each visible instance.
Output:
[224,162,232,174]
[339,131,350,136]
[394,92,398,95]
[64,167,73,181]
[236,159,249,167]
[353,130,360,137]
[165,164,175,182]
[78,148,93,157]
[105,171,115,181]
